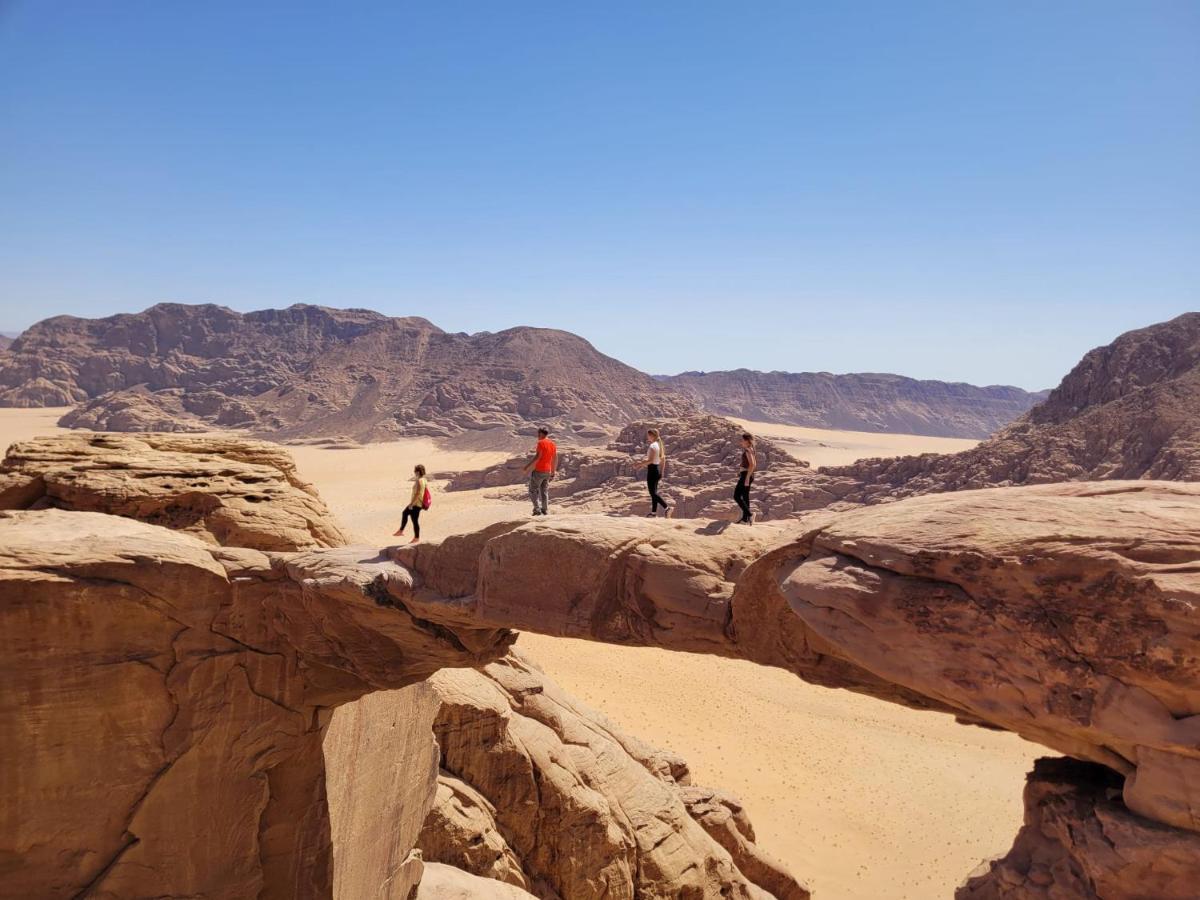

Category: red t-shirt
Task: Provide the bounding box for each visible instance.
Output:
[533,437,557,473]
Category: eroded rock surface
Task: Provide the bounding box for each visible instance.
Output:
[820,312,1200,501]
[958,757,1200,900]
[446,414,850,521]
[0,508,513,899]
[418,651,809,900]
[396,481,1200,847]
[661,368,1045,438]
[0,431,347,550]
[0,302,687,441]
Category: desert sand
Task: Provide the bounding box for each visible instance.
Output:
[728,417,979,469]
[0,408,1039,900]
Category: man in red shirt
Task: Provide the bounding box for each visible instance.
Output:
[522,427,557,516]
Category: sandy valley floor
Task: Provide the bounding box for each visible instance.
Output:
[1,409,1040,900]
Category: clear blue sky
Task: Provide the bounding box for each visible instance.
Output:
[1,2,1196,389]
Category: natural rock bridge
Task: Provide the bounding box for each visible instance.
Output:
[1,434,1197,898]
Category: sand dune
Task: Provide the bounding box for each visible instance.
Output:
[0,408,1039,899]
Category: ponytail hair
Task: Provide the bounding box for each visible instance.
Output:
[648,428,666,466]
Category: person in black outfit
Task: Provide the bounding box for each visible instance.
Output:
[644,428,671,517]
[734,432,756,524]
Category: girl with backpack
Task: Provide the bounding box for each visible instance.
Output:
[394,464,431,543]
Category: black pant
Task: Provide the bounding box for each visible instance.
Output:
[734,471,753,521]
[647,464,669,513]
[402,505,421,538]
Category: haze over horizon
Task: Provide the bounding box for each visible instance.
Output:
[2,2,1197,391]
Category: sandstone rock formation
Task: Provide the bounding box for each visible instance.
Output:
[7,432,1200,898]
[0,302,687,441]
[661,369,1046,438]
[0,508,514,899]
[401,483,1200,824]
[818,312,1200,502]
[0,434,804,900]
[443,315,1200,525]
[0,431,347,550]
[391,481,1200,895]
[418,651,808,900]
[446,414,853,521]
[959,757,1200,900]
[416,863,540,899]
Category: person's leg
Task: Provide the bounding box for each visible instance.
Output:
[398,507,412,533]
[528,474,540,514]
[410,506,421,539]
[734,473,750,521]
[650,465,668,514]
[744,476,754,522]
[537,472,550,514]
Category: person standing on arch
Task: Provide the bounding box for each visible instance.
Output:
[523,427,557,516]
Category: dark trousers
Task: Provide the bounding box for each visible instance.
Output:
[647,464,669,513]
[734,471,753,521]
[402,505,421,538]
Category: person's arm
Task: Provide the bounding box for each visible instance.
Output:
[550,449,558,478]
[409,478,422,507]
[521,447,536,474]
[747,449,757,478]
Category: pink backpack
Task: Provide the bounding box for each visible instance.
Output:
[422,485,432,510]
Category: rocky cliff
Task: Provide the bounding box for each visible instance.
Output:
[661,369,1046,438]
[819,312,1200,501]
[447,315,1200,521]
[0,303,687,442]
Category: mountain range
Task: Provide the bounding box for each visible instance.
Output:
[1,303,1047,441]
[659,370,1047,438]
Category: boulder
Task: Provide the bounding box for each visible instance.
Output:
[0,431,347,550]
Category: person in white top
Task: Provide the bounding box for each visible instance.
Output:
[643,428,672,517]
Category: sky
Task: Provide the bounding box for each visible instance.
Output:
[0,2,1196,389]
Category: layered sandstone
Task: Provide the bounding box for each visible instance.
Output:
[819,312,1200,501]
[661,369,1045,438]
[959,757,1200,899]
[418,651,809,899]
[0,434,804,900]
[0,302,687,441]
[0,431,347,550]
[0,508,514,898]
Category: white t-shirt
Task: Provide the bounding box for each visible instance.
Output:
[647,440,662,466]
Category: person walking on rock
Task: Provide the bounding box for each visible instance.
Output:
[523,427,557,516]
[644,428,672,517]
[734,433,756,524]
[393,464,430,543]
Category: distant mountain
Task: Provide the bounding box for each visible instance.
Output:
[0,304,689,442]
[819,312,1200,499]
[0,335,12,351]
[658,370,1047,438]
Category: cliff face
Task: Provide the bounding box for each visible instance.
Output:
[819,313,1200,501]
[661,369,1046,438]
[0,303,688,441]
